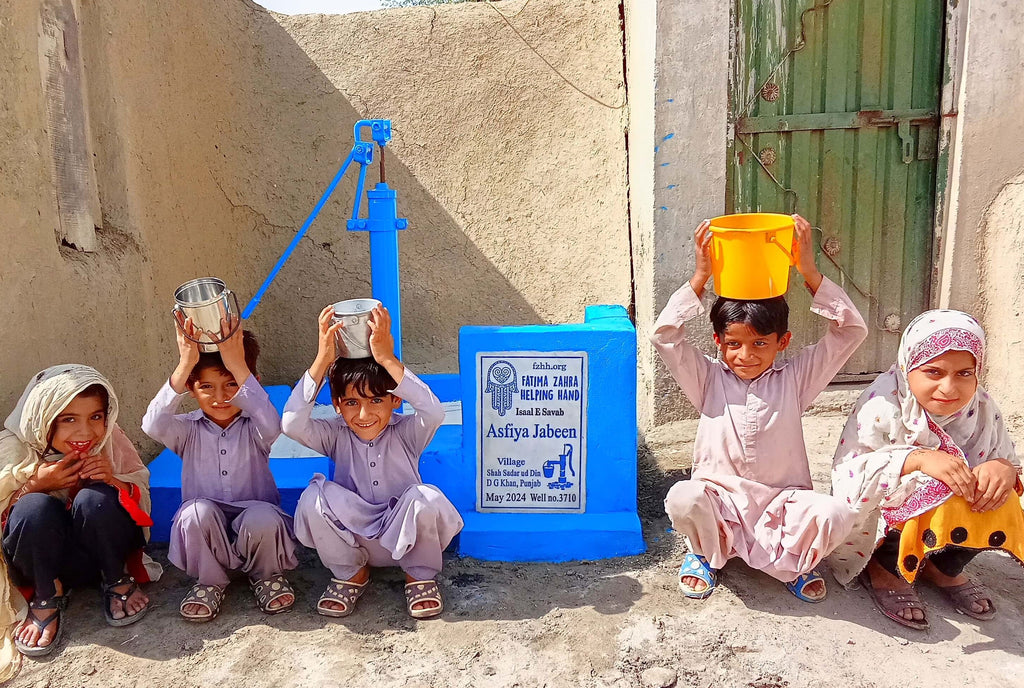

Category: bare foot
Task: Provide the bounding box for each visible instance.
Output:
[920,563,991,615]
[319,567,369,614]
[866,559,925,623]
[109,581,149,620]
[799,578,826,600]
[17,581,64,649]
[405,573,440,612]
[681,575,708,594]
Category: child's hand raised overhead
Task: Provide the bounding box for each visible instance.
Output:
[689,220,713,298]
[309,305,344,385]
[792,214,824,294]
[217,316,251,386]
[171,316,201,393]
[368,305,406,385]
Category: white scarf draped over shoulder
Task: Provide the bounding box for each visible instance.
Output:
[0,365,162,680]
[829,311,1018,586]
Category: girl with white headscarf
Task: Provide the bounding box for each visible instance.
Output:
[0,365,162,673]
[831,311,1021,630]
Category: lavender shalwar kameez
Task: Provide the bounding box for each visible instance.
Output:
[141,376,297,587]
[651,277,867,581]
[282,369,463,581]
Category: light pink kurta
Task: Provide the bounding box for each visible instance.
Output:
[652,277,867,581]
[282,368,463,581]
[142,377,297,587]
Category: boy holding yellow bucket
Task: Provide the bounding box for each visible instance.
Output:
[651,214,867,602]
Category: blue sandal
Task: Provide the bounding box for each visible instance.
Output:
[786,569,826,603]
[678,553,717,599]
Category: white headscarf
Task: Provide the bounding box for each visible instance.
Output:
[0,365,159,679]
[830,310,1017,586]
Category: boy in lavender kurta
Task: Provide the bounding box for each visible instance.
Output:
[652,215,867,602]
[283,304,463,619]
[142,319,297,621]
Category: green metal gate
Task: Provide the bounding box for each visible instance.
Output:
[727,0,944,375]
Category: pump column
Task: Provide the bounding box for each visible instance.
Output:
[348,182,408,359]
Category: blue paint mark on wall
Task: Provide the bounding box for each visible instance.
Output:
[666,184,677,190]
[663,133,675,141]
[660,163,671,167]
[654,146,660,153]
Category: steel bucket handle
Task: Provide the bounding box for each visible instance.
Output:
[171,289,241,346]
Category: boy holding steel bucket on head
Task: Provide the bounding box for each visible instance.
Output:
[143,292,298,621]
[652,214,867,602]
[282,302,462,619]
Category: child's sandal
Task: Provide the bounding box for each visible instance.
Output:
[179,583,224,622]
[15,595,67,657]
[103,574,149,627]
[316,578,368,618]
[786,569,827,603]
[250,573,295,615]
[404,580,444,619]
[678,552,717,599]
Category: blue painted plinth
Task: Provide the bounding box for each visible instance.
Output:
[456,305,645,562]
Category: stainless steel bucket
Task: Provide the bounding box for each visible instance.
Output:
[331,298,380,359]
[172,277,241,352]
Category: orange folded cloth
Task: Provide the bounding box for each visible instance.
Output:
[896,489,1024,583]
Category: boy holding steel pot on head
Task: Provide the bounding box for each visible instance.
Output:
[142,315,298,621]
[283,303,462,620]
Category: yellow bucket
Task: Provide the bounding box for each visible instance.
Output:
[709,213,796,299]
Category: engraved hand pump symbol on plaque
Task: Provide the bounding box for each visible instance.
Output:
[542,444,575,490]
[485,360,518,417]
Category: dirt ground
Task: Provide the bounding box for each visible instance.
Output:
[9,391,1024,688]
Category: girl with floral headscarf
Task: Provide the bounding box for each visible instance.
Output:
[831,311,1022,630]
[0,365,161,673]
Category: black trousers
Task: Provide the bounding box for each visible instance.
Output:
[873,528,979,579]
[2,483,145,600]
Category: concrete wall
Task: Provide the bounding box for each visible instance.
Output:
[0,0,630,456]
[937,0,1024,416]
[627,0,729,427]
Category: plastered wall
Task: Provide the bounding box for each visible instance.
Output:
[938,0,1024,417]
[0,0,630,456]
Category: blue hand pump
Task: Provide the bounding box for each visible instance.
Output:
[241,119,408,358]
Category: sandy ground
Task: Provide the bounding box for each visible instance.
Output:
[9,391,1024,688]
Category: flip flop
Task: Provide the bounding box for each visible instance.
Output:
[250,573,295,615]
[15,595,67,657]
[405,580,444,619]
[858,570,929,630]
[936,578,996,621]
[179,583,225,622]
[103,575,149,627]
[678,553,717,599]
[316,578,368,618]
[786,569,827,603]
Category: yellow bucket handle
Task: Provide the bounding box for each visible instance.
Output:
[766,232,796,265]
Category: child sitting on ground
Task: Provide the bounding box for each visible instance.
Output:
[282,303,463,619]
[831,310,1023,630]
[142,318,297,621]
[651,215,867,601]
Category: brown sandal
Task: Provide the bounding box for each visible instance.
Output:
[937,579,996,620]
[250,574,295,615]
[316,578,368,618]
[404,579,443,619]
[180,583,224,622]
[859,571,929,630]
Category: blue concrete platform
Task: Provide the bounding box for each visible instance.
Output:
[456,305,646,562]
[147,374,462,543]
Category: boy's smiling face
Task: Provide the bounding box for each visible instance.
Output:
[189,367,243,429]
[714,322,792,380]
[335,383,402,441]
